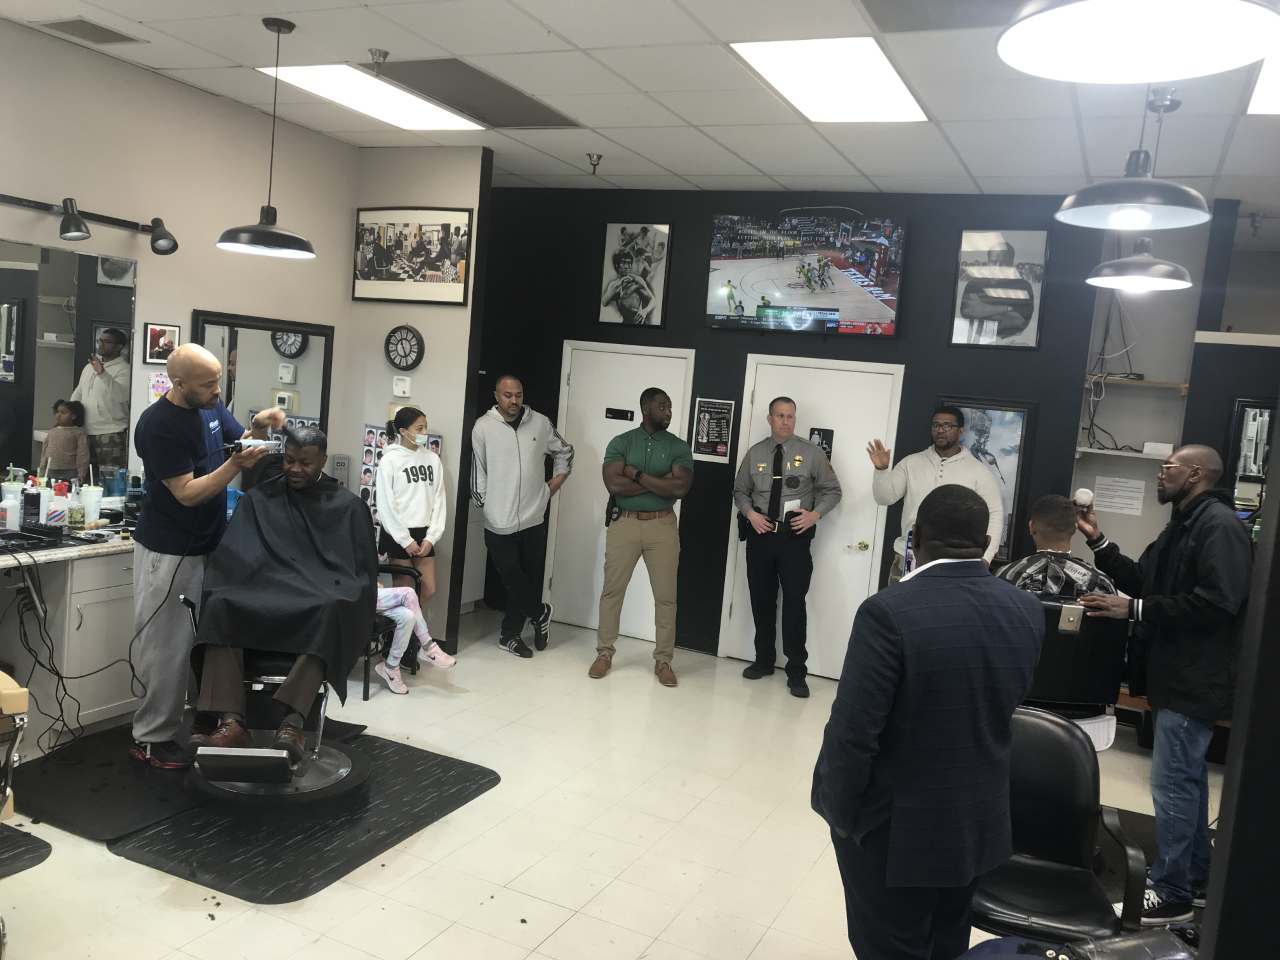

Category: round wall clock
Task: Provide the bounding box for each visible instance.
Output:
[271,330,308,359]
[384,324,424,371]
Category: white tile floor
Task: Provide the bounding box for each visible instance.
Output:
[0,610,1222,960]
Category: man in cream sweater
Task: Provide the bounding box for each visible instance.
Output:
[868,405,1004,585]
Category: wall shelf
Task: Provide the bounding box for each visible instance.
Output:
[1075,446,1166,460]
[1083,376,1189,396]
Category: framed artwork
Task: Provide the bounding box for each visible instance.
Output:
[92,322,130,364]
[937,395,1038,564]
[950,230,1046,349]
[352,207,472,306]
[97,256,136,288]
[599,223,670,327]
[143,322,180,365]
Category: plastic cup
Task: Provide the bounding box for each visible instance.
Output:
[81,486,103,523]
[2,482,22,504]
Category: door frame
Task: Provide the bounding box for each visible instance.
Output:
[716,353,905,657]
[544,339,698,600]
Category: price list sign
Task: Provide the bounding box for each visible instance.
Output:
[692,398,735,463]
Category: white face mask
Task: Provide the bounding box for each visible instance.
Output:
[410,433,430,448]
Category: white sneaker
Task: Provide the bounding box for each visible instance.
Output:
[420,640,456,669]
[375,661,409,694]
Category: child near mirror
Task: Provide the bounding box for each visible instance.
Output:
[39,400,89,484]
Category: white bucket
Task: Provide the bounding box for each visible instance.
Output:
[1073,713,1117,752]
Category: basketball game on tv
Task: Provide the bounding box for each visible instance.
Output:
[706,208,904,336]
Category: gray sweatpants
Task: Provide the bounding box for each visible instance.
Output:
[130,543,205,744]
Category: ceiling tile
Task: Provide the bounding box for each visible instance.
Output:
[467,50,634,95]
[975,176,1087,195]
[1075,68,1254,119]
[184,0,358,12]
[539,92,684,127]
[1073,84,1148,121]
[378,0,570,57]
[272,99,400,132]
[83,0,224,18]
[600,174,699,190]
[597,126,759,175]
[677,0,872,42]
[330,129,441,146]
[942,118,1084,177]
[17,6,239,68]
[1217,177,1280,214]
[862,0,1019,32]
[509,0,710,47]
[652,88,800,126]
[914,78,1074,122]
[871,176,979,194]
[591,44,762,92]
[704,125,859,176]
[1221,117,1280,176]
[282,6,450,63]
[771,175,877,192]
[487,147,580,175]
[682,174,780,190]
[819,123,968,177]
[492,173,540,187]
[147,14,334,67]
[503,128,668,174]
[160,65,327,104]
[1083,115,1233,178]
[523,173,618,188]
[0,0,96,18]
[883,27,1024,85]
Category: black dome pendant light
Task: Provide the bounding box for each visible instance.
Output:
[217,18,316,259]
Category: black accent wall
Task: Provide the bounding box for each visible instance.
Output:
[1183,341,1280,454]
[482,189,1105,655]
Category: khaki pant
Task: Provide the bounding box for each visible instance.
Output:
[886,553,904,588]
[596,513,679,663]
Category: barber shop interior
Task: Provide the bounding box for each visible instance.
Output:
[1,3,1279,960]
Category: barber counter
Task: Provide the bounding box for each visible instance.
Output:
[0,540,138,753]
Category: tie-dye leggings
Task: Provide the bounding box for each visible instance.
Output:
[377,586,432,668]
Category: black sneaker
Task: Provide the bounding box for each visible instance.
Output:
[500,635,533,659]
[532,603,553,651]
[1192,890,1207,909]
[129,739,191,770]
[1142,889,1194,925]
[742,663,775,680]
[788,676,810,699]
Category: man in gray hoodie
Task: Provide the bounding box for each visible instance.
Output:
[472,375,574,657]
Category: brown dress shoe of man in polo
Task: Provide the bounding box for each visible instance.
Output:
[655,661,678,687]
[273,720,308,764]
[588,654,612,679]
[188,717,251,752]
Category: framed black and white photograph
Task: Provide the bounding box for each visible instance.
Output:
[600,223,671,326]
[143,322,180,365]
[950,230,1046,350]
[96,256,136,288]
[938,395,1038,564]
[352,207,472,306]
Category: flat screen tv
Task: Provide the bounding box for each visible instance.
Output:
[706,208,904,336]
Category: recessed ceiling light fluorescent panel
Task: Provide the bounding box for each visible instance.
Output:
[731,38,926,122]
[260,65,483,130]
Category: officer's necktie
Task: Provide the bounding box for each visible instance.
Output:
[768,443,784,521]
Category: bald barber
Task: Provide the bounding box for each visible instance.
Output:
[129,343,285,769]
[1077,444,1253,925]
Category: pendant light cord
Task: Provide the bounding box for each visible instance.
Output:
[267,29,280,208]
[1137,82,1151,151]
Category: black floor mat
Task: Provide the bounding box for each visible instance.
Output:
[107,735,499,904]
[0,823,51,879]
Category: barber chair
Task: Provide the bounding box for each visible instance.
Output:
[973,707,1146,943]
[363,563,425,702]
[0,671,28,822]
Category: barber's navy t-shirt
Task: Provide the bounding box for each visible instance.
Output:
[134,397,244,556]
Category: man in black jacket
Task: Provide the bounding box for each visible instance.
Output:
[812,485,1043,960]
[1078,444,1252,926]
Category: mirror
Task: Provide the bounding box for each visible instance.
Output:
[192,310,333,439]
[1229,399,1273,514]
[0,239,135,482]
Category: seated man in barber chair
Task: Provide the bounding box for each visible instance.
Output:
[997,494,1117,600]
[189,425,377,762]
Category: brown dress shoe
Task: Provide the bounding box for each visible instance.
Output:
[655,661,677,687]
[588,654,612,679]
[273,720,307,764]
[188,718,251,752]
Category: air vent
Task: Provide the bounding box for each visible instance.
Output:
[39,18,144,45]
[860,0,1021,32]
[368,59,577,129]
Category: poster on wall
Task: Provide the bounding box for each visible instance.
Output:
[950,230,1046,349]
[147,372,170,405]
[143,323,180,364]
[692,397,734,463]
[707,208,904,336]
[96,257,136,288]
[352,207,472,306]
[808,428,834,459]
[361,423,382,542]
[938,396,1037,564]
[599,223,670,327]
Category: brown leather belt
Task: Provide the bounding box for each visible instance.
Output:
[619,508,673,520]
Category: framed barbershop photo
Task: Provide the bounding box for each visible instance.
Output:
[937,395,1038,564]
[950,230,1046,350]
[352,207,473,306]
[143,322,181,365]
[599,223,671,327]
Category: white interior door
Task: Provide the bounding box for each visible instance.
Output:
[547,342,695,641]
[719,356,903,679]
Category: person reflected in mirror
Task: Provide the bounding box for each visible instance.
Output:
[39,399,89,483]
[71,327,131,470]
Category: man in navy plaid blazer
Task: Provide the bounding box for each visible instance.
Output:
[812,484,1044,960]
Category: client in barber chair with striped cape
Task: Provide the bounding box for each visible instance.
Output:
[188,425,377,763]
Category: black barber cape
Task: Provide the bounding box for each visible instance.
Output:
[196,474,377,703]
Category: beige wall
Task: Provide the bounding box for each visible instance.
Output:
[1222,251,1280,336]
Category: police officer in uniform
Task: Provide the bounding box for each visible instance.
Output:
[733,396,842,698]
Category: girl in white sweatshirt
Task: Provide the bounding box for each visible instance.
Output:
[374,407,451,689]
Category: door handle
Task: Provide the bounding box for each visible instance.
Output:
[857,541,869,551]
[76,605,83,630]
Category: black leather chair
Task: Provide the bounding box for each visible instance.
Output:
[1024,601,1127,717]
[973,706,1146,942]
[363,563,424,700]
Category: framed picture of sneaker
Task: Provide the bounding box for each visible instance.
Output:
[352,207,472,305]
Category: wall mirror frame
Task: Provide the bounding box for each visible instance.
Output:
[191,310,334,433]
[1226,397,1274,514]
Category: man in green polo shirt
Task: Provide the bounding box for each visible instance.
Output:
[590,387,694,686]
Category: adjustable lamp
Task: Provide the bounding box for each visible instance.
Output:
[58,199,90,241]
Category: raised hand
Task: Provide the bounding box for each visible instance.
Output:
[866,439,891,471]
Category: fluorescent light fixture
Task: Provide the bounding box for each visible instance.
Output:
[999,0,1280,85]
[731,38,926,122]
[1249,51,1280,113]
[260,65,483,130]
